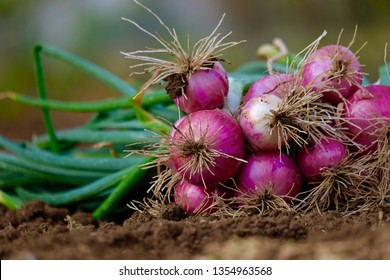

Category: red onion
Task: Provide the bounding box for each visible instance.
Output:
[296,138,346,183]
[173,62,229,114]
[169,109,246,186]
[302,45,363,105]
[174,179,228,214]
[343,84,390,153]
[243,73,295,103]
[239,94,285,151]
[121,3,244,112]
[234,151,302,201]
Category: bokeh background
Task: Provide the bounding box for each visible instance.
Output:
[1,0,389,139]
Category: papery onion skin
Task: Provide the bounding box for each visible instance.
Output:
[239,94,285,151]
[243,73,295,103]
[170,109,245,186]
[174,62,228,114]
[344,84,390,153]
[174,179,228,214]
[296,138,346,183]
[234,151,302,200]
[302,45,363,105]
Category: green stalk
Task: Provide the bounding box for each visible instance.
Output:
[92,156,154,219]
[233,61,289,74]
[33,128,156,146]
[131,105,172,135]
[0,153,106,185]
[228,73,267,90]
[0,190,23,210]
[15,163,142,205]
[0,90,172,112]
[0,158,81,185]
[87,119,145,130]
[379,62,390,85]
[34,46,59,153]
[0,135,145,171]
[142,90,172,107]
[36,44,137,97]
[0,173,37,190]
[2,92,131,112]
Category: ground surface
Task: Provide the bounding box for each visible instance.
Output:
[1,200,390,260]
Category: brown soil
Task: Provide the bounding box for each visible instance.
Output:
[1,200,390,260]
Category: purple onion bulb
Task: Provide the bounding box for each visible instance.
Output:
[296,138,346,183]
[302,45,363,105]
[174,62,228,114]
[234,151,302,201]
[169,109,246,186]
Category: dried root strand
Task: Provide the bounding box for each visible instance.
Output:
[351,123,390,213]
[331,26,367,90]
[124,131,175,197]
[220,182,295,218]
[128,190,175,219]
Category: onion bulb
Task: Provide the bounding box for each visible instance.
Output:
[239,94,285,151]
[243,73,295,103]
[302,45,363,105]
[169,109,246,186]
[173,61,229,113]
[234,151,302,201]
[343,84,390,153]
[296,138,347,183]
[174,179,228,214]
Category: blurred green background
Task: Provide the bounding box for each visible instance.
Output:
[1,0,389,140]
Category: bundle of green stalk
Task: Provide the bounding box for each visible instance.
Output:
[0,44,175,219]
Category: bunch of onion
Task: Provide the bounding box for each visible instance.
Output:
[232,31,370,215]
[124,16,377,216]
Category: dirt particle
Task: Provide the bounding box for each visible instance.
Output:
[160,203,187,221]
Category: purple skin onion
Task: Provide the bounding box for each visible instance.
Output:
[302,45,363,105]
[169,109,246,186]
[174,179,228,214]
[174,62,229,114]
[239,94,286,151]
[243,73,295,103]
[296,138,347,183]
[234,151,302,201]
[343,84,390,153]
